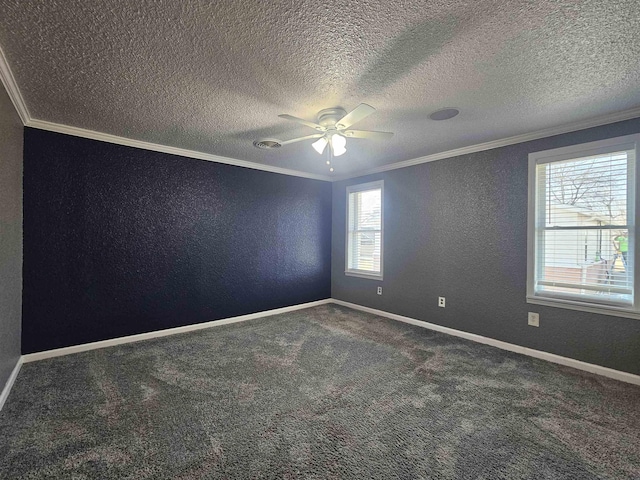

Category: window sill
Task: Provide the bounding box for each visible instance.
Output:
[345,271,383,281]
[526,295,640,320]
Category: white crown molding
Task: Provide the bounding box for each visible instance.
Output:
[0,48,329,180]
[34,104,640,184]
[22,299,332,363]
[0,45,30,125]
[3,38,640,182]
[0,356,23,411]
[332,299,640,386]
[26,119,332,182]
[333,106,640,181]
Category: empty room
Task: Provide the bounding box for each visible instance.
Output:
[1,1,639,478]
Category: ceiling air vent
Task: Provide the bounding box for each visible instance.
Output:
[429,108,460,121]
[253,138,282,149]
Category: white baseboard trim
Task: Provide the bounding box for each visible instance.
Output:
[0,357,23,411]
[331,299,640,386]
[22,299,331,363]
[16,298,640,387]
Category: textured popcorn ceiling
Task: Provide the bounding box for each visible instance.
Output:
[0,0,639,176]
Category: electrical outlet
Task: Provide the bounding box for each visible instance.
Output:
[438,297,445,308]
[528,312,539,327]
[377,286,383,295]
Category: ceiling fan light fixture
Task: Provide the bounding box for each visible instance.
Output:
[331,134,347,156]
[312,137,328,154]
[277,104,392,169]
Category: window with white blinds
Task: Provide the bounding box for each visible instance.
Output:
[528,134,639,318]
[346,181,383,279]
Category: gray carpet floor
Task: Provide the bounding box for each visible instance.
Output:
[1,304,639,479]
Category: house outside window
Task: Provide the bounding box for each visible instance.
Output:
[527,133,639,319]
[346,181,383,279]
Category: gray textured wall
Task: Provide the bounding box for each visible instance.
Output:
[0,83,23,393]
[332,118,640,375]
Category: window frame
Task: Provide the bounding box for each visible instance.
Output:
[527,133,640,320]
[345,180,384,280]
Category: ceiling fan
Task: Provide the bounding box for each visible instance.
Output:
[277,104,393,161]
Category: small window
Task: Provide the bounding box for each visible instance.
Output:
[346,181,383,279]
[527,134,639,318]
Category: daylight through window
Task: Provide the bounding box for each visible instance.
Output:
[528,134,638,317]
[346,181,383,278]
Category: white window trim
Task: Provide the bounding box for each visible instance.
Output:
[527,133,640,320]
[345,180,384,280]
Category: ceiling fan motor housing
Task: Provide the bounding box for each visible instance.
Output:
[317,108,347,129]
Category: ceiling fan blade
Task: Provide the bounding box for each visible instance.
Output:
[335,103,376,129]
[278,114,325,131]
[279,133,325,146]
[343,129,394,140]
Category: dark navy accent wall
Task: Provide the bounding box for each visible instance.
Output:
[23,128,331,353]
[332,118,640,375]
